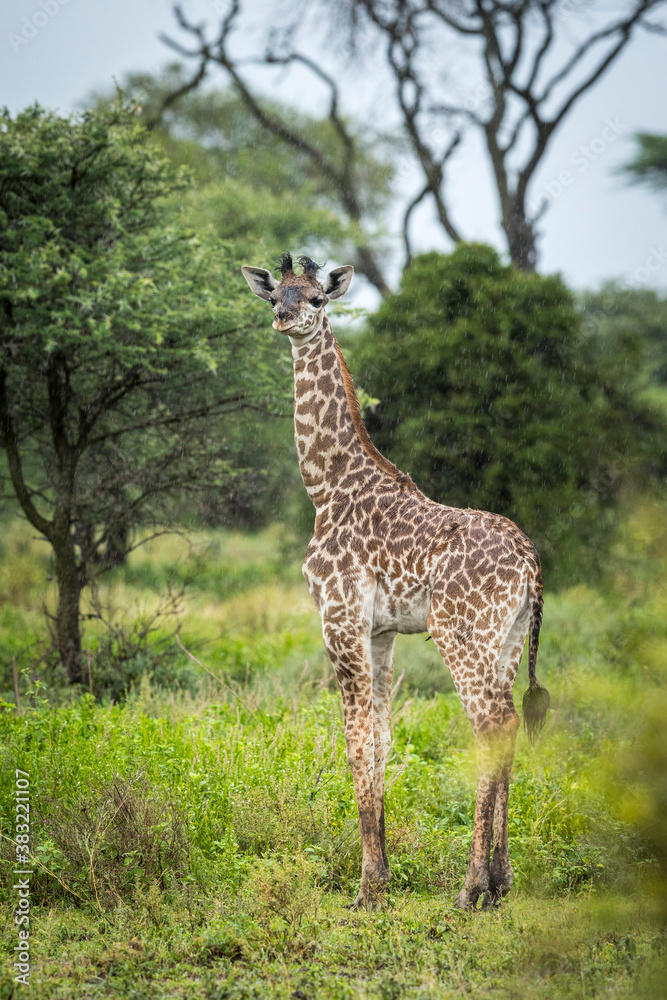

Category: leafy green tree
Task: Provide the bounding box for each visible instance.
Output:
[580,283,667,416]
[621,132,667,195]
[87,65,393,274]
[0,104,286,684]
[352,244,664,582]
[85,66,394,528]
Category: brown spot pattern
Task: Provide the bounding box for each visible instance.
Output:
[247,269,545,911]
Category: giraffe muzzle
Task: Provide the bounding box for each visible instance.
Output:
[272,318,297,333]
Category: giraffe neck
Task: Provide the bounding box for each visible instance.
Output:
[291,314,406,510]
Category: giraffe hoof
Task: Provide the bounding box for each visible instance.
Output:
[348,892,381,911]
[453,888,480,911]
[349,869,389,910]
[481,876,512,910]
[489,864,514,898]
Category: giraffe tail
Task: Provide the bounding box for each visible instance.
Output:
[522,568,550,746]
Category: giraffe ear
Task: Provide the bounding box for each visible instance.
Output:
[241,266,279,301]
[323,265,354,300]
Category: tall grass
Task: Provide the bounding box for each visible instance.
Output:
[0,501,665,998]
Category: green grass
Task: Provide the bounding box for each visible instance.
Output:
[0,502,666,998]
[2,891,665,999]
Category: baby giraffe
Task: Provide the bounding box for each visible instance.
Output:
[242,253,550,910]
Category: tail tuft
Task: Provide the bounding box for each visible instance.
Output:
[522,681,550,746]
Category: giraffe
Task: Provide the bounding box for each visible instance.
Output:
[242,253,550,910]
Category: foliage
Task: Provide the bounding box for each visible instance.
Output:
[580,282,667,416]
[0,102,288,681]
[88,65,387,529]
[88,64,393,268]
[621,132,667,194]
[0,502,666,996]
[352,244,665,583]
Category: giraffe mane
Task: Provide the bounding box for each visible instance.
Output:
[333,338,411,485]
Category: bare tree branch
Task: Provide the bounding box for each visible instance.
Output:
[146,58,210,130]
[362,0,666,269]
[362,1,464,244]
[162,0,666,274]
[86,393,250,447]
[402,182,430,266]
[160,2,390,295]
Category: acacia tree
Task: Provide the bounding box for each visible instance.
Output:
[0,104,285,684]
[166,0,666,272]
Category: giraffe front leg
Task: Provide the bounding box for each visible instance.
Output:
[348,713,389,910]
[371,632,396,876]
[322,619,388,909]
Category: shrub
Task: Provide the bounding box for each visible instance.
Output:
[352,244,663,583]
[32,772,192,907]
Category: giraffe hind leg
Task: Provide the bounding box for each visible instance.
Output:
[482,593,531,909]
[428,588,528,910]
[456,707,521,911]
[427,627,509,909]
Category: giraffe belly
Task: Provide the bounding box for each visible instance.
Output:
[372,582,432,636]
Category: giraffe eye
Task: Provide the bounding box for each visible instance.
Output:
[311,296,323,307]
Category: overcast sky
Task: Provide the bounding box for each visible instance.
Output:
[2,0,666,304]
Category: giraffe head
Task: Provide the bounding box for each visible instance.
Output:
[242,253,354,341]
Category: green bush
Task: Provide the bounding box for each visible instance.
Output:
[352,244,664,583]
